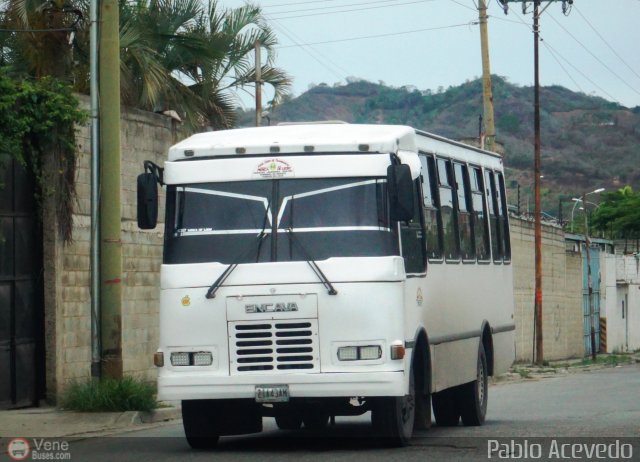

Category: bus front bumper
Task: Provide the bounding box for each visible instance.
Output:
[158,371,406,401]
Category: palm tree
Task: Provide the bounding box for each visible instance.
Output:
[1,0,290,130]
[0,0,84,79]
[189,1,290,129]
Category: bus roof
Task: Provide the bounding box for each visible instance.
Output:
[167,123,503,164]
[168,124,417,161]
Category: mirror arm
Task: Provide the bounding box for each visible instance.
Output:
[143,160,164,185]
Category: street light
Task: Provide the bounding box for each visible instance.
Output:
[579,187,604,361]
[570,188,605,232]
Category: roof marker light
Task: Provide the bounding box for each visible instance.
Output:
[270,146,280,153]
[304,145,314,152]
[184,149,194,157]
[358,144,369,152]
[236,147,246,154]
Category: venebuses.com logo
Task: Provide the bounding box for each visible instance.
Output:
[6,438,71,460]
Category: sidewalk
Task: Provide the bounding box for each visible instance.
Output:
[0,404,180,439]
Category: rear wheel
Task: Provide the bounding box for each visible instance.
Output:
[371,365,415,446]
[432,388,460,427]
[458,343,488,426]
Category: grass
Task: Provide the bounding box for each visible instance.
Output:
[577,354,633,367]
[61,376,157,412]
[513,368,531,379]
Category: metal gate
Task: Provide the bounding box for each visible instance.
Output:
[582,244,601,356]
[0,158,44,409]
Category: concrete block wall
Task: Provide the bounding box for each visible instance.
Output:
[43,97,176,401]
[510,217,584,362]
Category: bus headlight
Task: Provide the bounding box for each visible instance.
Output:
[170,352,191,366]
[170,351,214,366]
[337,345,382,361]
[192,351,213,366]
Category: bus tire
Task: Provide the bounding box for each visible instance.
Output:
[458,343,488,426]
[275,409,303,430]
[413,349,432,431]
[302,412,330,430]
[182,400,220,449]
[432,388,460,427]
[371,365,415,446]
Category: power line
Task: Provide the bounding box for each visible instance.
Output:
[545,10,640,98]
[265,0,404,15]
[266,15,348,83]
[573,5,640,83]
[447,0,477,12]
[541,39,618,103]
[262,0,346,8]
[541,40,584,94]
[277,21,478,48]
[270,0,434,20]
[508,8,619,103]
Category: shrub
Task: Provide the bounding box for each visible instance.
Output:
[61,377,157,412]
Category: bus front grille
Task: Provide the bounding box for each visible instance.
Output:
[229,320,320,374]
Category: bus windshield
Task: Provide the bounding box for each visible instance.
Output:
[163,177,397,265]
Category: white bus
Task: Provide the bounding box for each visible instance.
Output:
[137,123,515,448]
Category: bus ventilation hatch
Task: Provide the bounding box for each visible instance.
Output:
[229,320,320,374]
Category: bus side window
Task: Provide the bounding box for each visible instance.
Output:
[485,170,502,263]
[400,179,427,274]
[454,163,474,261]
[497,172,511,262]
[471,167,490,261]
[419,153,443,260]
[437,158,460,262]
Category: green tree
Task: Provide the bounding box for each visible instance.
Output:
[591,186,640,242]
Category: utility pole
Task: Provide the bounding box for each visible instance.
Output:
[255,40,262,127]
[583,191,597,361]
[499,0,573,365]
[99,0,123,379]
[89,0,100,379]
[532,1,543,365]
[478,0,496,152]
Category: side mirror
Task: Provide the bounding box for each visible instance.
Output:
[387,164,414,222]
[137,172,158,229]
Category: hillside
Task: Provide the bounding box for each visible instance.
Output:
[236,77,640,215]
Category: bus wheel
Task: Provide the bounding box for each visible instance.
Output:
[275,409,303,430]
[182,400,220,449]
[302,411,330,430]
[432,388,460,427]
[458,343,488,426]
[371,365,415,446]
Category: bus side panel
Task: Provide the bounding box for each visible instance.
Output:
[492,330,516,375]
[431,338,479,393]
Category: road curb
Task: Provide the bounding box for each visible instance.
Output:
[138,406,181,424]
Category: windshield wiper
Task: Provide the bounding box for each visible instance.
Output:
[285,227,338,296]
[205,202,271,299]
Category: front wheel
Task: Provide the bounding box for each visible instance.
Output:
[432,388,460,427]
[457,343,488,426]
[182,400,220,449]
[275,409,303,430]
[371,365,415,446]
[302,411,330,430]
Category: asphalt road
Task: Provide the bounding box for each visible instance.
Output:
[40,365,640,461]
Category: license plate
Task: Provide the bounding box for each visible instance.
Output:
[255,384,289,403]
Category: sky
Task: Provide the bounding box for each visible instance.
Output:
[220,0,640,111]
